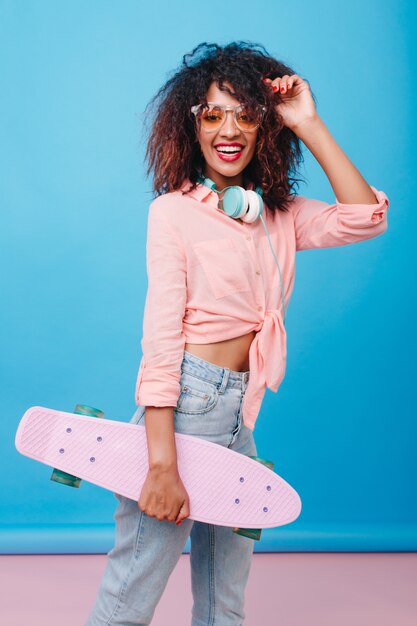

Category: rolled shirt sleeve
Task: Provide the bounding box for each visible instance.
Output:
[292,185,389,251]
[135,198,187,407]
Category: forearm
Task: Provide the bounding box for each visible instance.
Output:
[292,115,379,205]
[144,406,178,471]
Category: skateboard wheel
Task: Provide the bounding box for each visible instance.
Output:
[50,403,105,487]
[249,455,275,471]
[73,404,104,419]
[232,456,275,541]
[232,527,262,541]
[50,468,82,488]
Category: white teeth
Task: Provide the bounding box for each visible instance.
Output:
[215,146,243,153]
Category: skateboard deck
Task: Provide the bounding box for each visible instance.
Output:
[15,406,302,529]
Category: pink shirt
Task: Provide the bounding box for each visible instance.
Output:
[135,178,389,430]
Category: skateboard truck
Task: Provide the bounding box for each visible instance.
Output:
[50,404,105,488]
[232,456,275,541]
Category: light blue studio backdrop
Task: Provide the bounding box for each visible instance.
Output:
[1,0,416,554]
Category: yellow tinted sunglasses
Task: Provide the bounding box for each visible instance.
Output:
[191,102,267,133]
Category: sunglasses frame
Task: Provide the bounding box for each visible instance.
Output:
[190,101,267,133]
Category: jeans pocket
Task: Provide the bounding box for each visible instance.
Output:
[176,371,219,415]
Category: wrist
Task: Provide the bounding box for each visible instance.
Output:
[148,460,178,473]
[290,113,322,137]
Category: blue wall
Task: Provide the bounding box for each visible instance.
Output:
[1,0,416,553]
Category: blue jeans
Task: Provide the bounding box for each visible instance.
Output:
[85,350,257,626]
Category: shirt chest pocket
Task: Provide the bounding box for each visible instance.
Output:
[192,237,252,300]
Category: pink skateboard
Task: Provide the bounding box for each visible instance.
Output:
[15,405,302,538]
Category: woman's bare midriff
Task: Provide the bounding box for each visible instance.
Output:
[184,330,256,372]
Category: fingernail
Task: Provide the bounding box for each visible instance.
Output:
[272,85,278,92]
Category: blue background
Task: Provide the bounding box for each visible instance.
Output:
[1,0,415,553]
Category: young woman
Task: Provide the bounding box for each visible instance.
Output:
[86,41,389,626]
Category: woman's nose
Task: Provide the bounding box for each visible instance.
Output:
[220,110,240,137]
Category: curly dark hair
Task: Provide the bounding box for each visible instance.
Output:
[141,40,316,213]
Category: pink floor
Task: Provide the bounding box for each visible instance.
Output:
[1,553,416,625]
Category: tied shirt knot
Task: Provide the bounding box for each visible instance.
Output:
[251,308,287,392]
[242,308,287,430]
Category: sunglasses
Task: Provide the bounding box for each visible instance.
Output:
[191,102,267,133]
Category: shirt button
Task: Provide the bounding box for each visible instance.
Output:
[257,305,263,312]
[246,235,251,241]
[256,270,261,275]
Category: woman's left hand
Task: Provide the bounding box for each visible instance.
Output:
[261,74,318,131]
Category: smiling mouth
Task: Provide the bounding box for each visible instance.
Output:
[213,145,245,162]
[214,146,244,154]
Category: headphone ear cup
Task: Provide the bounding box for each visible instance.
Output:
[241,189,264,223]
[222,186,248,219]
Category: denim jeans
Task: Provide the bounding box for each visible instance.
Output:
[85,350,257,626]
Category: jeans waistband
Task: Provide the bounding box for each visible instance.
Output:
[181,350,250,392]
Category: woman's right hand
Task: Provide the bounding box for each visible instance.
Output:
[138,465,190,525]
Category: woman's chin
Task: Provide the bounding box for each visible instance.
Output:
[207,161,246,180]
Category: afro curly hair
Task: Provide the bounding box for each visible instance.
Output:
[141,40,315,213]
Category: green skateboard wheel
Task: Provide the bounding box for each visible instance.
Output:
[50,404,105,488]
[249,455,274,471]
[73,404,104,419]
[232,455,275,541]
[232,526,263,541]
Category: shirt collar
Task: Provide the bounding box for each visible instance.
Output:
[179,178,213,202]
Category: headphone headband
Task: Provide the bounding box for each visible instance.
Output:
[198,174,263,198]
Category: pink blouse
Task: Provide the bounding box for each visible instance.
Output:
[134,178,389,430]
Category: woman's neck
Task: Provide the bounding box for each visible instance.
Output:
[202,170,251,191]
